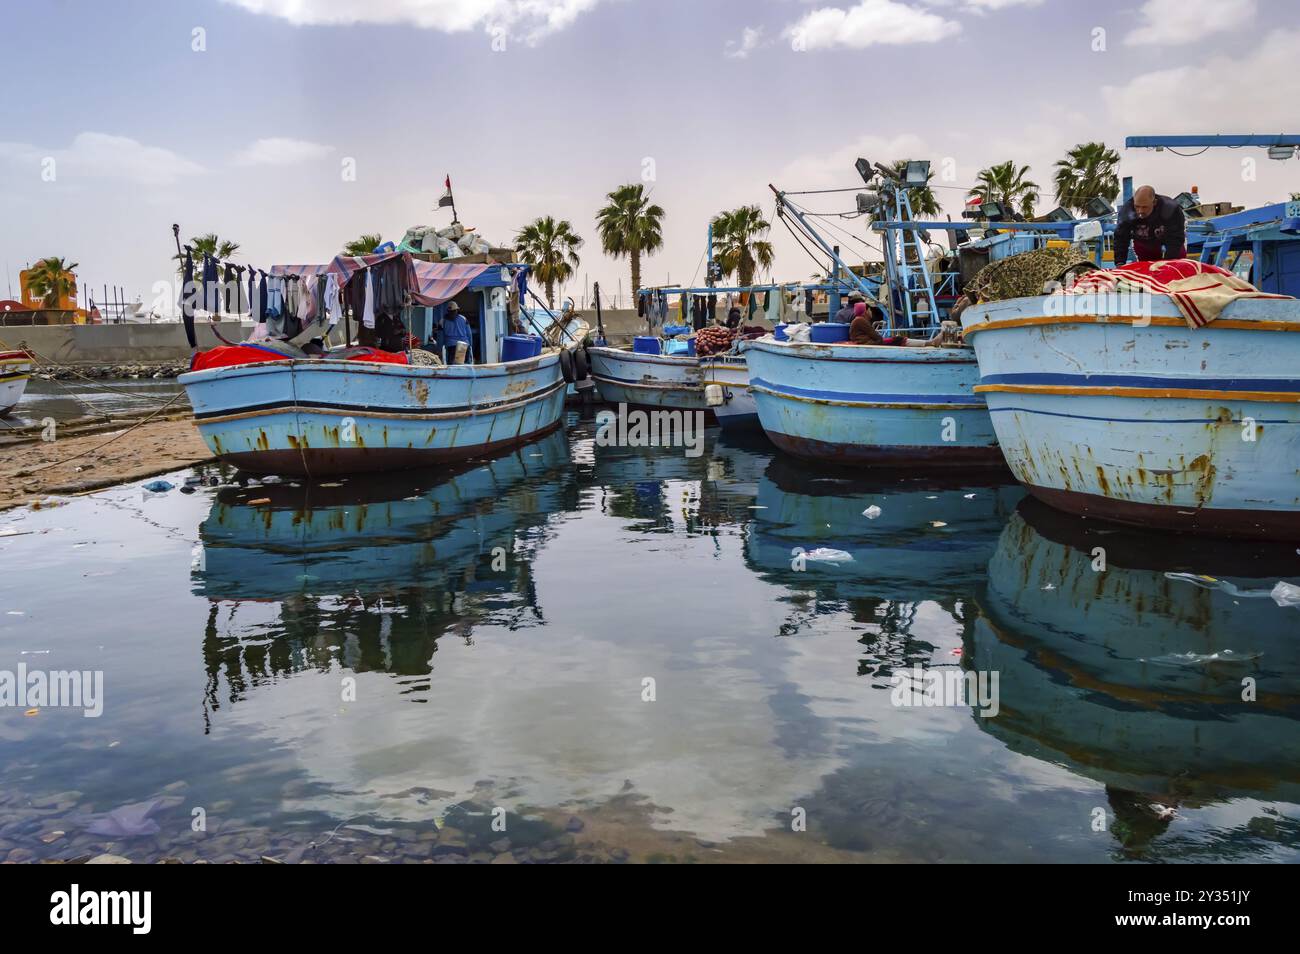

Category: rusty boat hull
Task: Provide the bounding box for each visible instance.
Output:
[178,354,566,477]
[961,295,1300,540]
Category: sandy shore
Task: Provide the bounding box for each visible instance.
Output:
[0,417,213,511]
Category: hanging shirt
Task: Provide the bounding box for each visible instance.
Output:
[266,276,284,317]
[324,274,342,329]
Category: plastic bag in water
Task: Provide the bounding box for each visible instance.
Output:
[1272,581,1300,608]
[804,547,854,563]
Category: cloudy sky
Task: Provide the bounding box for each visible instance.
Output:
[2,0,1297,311]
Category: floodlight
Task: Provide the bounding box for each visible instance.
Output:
[903,160,931,187]
[1084,196,1114,217]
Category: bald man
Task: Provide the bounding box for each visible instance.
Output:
[1113,185,1186,264]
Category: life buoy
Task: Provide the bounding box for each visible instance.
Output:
[573,346,589,381]
[559,347,575,383]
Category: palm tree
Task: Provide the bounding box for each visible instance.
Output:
[595,183,665,296]
[886,159,940,217]
[1053,142,1121,216]
[514,216,583,308]
[26,256,78,310]
[710,205,775,286]
[173,232,239,276]
[969,161,1040,219]
[343,233,384,256]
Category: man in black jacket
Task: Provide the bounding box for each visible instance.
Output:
[1113,185,1186,264]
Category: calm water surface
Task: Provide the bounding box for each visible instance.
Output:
[6,377,187,428]
[1,413,1297,863]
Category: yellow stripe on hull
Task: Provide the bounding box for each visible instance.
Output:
[962,314,1300,337]
[974,382,1300,403]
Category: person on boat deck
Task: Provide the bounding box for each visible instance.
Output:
[849,302,955,347]
[1114,185,1187,264]
[725,304,742,329]
[834,293,863,324]
[438,300,472,364]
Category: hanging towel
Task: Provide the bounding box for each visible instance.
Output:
[362,271,377,329]
[297,275,316,324]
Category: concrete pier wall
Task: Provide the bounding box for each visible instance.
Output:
[0,322,245,365]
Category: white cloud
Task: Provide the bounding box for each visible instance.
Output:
[961,0,1043,10]
[1104,28,1299,129]
[0,132,204,185]
[234,137,334,166]
[221,0,607,44]
[726,26,768,59]
[1125,0,1254,46]
[784,0,961,50]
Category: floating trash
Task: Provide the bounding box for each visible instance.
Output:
[141,480,173,493]
[930,520,947,528]
[862,505,882,519]
[82,798,166,838]
[1164,572,1281,600]
[803,547,854,563]
[1272,581,1300,608]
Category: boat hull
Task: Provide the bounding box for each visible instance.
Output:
[179,355,566,476]
[961,295,1300,539]
[700,356,758,431]
[745,338,1002,467]
[0,355,32,416]
[588,347,709,411]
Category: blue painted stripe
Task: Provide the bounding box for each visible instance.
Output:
[982,372,1300,392]
[750,377,985,405]
[988,405,1297,425]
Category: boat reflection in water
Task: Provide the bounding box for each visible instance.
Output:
[745,455,1024,636]
[191,430,574,715]
[972,498,1300,858]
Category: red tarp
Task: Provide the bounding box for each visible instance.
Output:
[190,344,408,372]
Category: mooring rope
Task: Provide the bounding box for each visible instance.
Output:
[23,390,188,474]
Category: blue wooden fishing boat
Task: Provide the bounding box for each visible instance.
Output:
[748,168,1003,467]
[958,135,1300,539]
[179,253,566,476]
[589,280,871,430]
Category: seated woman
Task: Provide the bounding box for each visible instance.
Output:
[849,302,958,347]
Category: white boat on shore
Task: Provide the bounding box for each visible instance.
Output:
[0,350,33,415]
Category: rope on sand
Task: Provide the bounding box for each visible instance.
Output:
[23,391,189,474]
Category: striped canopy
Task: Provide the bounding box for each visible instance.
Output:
[273,251,513,306]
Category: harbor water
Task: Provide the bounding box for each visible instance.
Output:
[1,413,1297,863]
